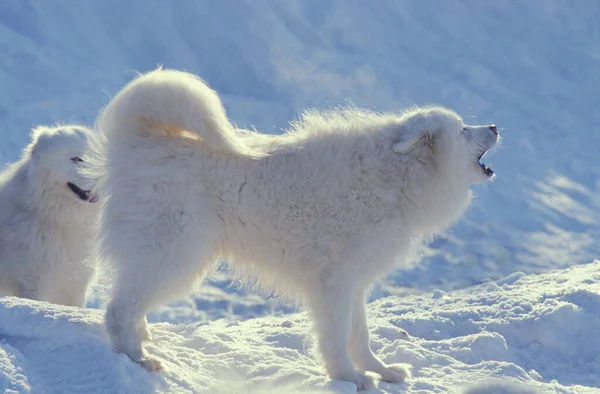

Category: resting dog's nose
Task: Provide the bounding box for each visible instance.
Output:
[489,125,498,135]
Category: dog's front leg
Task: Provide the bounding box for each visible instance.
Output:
[308,276,378,391]
[348,290,412,383]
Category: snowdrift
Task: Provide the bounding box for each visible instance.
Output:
[1,262,598,394]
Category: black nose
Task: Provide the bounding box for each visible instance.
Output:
[489,125,498,135]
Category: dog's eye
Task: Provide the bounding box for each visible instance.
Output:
[70,157,84,163]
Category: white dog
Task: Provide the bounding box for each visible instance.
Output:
[88,69,499,390]
[0,125,99,307]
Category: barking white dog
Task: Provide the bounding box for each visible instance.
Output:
[88,69,499,390]
[0,125,99,307]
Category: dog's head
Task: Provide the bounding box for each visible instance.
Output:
[26,125,99,204]
[391,107,499,185]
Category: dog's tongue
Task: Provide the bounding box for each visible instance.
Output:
[83,190,99,203]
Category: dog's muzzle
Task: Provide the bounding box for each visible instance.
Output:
[67,182,99,203]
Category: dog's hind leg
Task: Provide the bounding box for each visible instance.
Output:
[137,316,152,341]
[58,273,93,307]
[104,223,216,371]
[0,277,23,298]
[19,281,44,302]
[307,272,378,391]
[348,289,411,383]
[106,263,201,371]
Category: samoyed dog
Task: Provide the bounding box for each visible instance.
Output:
[0,125,100,307]
[88,69,499,390]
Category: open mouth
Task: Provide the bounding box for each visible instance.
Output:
[67,182,99,203]
[478,150,494,177]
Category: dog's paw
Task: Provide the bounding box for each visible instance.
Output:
[333,370,379,392]
[137,356,162,372]
[377,363,412,383]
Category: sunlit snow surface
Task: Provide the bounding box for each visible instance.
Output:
[0,0,599,392]
[2,262,600,393]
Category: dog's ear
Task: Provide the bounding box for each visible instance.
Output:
[27,126,54,157]
[392,130,435,154]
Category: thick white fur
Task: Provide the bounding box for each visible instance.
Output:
[0,125,100,307]
[88,69,499,389]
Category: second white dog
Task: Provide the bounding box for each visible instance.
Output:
[88,69,499,390]
[0,125,99,307]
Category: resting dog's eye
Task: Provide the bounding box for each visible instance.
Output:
[70,157,84,163]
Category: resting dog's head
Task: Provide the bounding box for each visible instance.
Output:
[391,107,499,185]
[26,125,99,204]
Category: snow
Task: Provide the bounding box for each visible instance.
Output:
[0,0,599,392]
[2,262,599,393]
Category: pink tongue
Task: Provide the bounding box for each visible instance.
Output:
[88,194,99,203]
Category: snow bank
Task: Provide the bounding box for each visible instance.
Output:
[1,261,598,393]
[0,0,599,300]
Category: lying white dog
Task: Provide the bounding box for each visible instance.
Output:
[0,125,99,307]
[88,69,499,390]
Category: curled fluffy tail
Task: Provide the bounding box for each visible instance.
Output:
[97,68,257,157]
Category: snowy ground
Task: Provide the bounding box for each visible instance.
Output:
[2,262,599,393]
[0,0,599,393]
